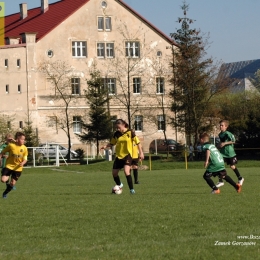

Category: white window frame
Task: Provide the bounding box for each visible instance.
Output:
[97,43,105,58]
[97,16,112,31]
[71,78,80,95]
[106,78,116,95]
[134,115,143,132]
[125,41,140,58]
[133,78,141,94]
[73,116,82,133]
[157,115,166,131]
[72,41,87,58]
[156,77,164,94]
[106,43,114,58]
[111,115,117,132]
[97,42,114,58]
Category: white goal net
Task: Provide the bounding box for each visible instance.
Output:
[26,145,66,167]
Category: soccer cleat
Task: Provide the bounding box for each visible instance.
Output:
[135,181,140,184]
[119,183,123,188]
[130,189,135,194]
[2,193,7,199]
[211,189,220,194]
[216,182,224,188]
[238,178,244,186]
[12,186,16,190]
[236,184,242,193]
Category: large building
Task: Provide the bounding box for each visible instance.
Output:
[0,0,182,152]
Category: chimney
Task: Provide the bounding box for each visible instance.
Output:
[41,0,49,13]
[20,3,28,20]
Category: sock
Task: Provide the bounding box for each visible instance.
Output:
[113,176,121,186]
[233,168,242,179]
[5,180,9,187]
[126,175,134,190]
[133,169,138,182]
[203,175,217,190]
[3,184,13,195]
[224,175,237,189]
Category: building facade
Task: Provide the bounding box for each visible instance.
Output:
[0,0,184,152]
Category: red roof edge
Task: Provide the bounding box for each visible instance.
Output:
[116,0,177,47]
[38,0,90,41]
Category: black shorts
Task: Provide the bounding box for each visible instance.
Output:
[113,154,132,169]
[224,157,237,166]
[204,169,227,179]
[131,158,139,166]
[1,168,22,181]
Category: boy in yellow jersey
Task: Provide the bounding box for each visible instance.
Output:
[101,119,144,194]
[1,132,28,199]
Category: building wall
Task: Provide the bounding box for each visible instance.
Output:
[0,0,183,152]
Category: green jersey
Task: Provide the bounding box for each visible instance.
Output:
[202,142,225,172]
[0,143,8,168]
[218,131,236,158]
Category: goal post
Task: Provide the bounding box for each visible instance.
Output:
[26,145,61,168]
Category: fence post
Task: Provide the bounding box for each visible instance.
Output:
[185,149,188,169]
[149,153,152,171]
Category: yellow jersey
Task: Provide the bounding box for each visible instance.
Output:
[2,143,28,172]
[110,129,140,159]
[132,143,139,159]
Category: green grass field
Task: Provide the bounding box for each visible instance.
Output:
[0,161,260,260]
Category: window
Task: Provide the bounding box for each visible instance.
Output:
[19,121,23,129]
[134,115,143,131]
[105,17,111,31]
[101,1,107,8]
[157,115,165,131]
[72,41,87,58]
[71,78,80,95]
[5,59,8,68]
[47,50,54,58]
[106,43,114,58]
[6,84,9,94]
[97,17,112,31]
[17,59,21,67]
[97,42,114,58]
[48,116,57,128]
[97,43,105,58]
[157,51,162,57]
[125,42,140,58]
[133,78,141,94]
[111,115,117,132]
[156,77,164,94]
[103,78,116,95]
[73,116,82,133]
[18,84,21,93]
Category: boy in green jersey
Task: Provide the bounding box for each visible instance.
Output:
[216,120,244,188]
[0,133,13,168]
[200,133,241,194]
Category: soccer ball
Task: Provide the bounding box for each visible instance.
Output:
[112,185,122,195]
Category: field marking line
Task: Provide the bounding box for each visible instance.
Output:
[51,168,85,174]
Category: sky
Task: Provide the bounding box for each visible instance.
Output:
[3,0,260,63]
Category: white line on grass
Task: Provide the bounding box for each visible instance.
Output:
[51,168,85,174]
